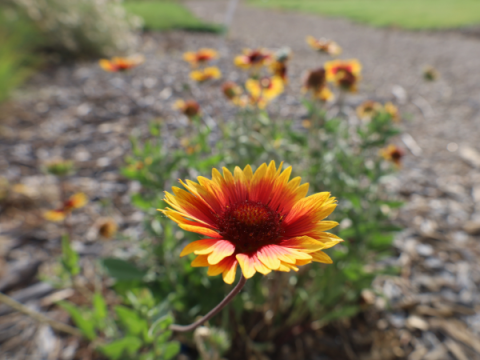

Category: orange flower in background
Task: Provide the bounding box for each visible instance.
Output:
[246,76,284,102]
[306,36,342,56]
[44,193,88,222]
[190,66,222,82]
[384,102,400,122]
[380,145,404,167]
[234,48,272,69]
[99,55,144,72]
[183,48,219,67]
[356,100,382,121]
[161,161,342,284]
[325,59,362,92]
[302,68,334,102]
[174,99,201,119]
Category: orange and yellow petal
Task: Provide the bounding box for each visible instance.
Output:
[67,192,88,209]
[179,239,220,257]
[44,209,66,222]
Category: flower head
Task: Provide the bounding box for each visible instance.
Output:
[302,68,334,102]
[98,218,118,239]
[356,100,382,121]
[99,55,144,72]
[190,67,222,82]
[306,36,342,56]
[222,81,243,100]
[173,99,201,119]
[270,61,288,84]
[246,76,284,102]
[325,59,362,92]
[384,102,400,122]
[161,161,342,284]
[380,145,404,167]
[234,48,272,69]
[44,192,88,222]
[183,48,219,67]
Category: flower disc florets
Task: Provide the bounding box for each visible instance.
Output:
[216,200,284,253]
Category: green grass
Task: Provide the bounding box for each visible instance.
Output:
[0,8,42,103]
[249,0,480,29]
[124,1,223,32]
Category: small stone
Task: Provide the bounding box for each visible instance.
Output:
[407,315,429,331]
[464,221,480,235]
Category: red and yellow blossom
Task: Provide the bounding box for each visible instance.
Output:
[325,59,362,92]
[302,68,334,102]
[246,76,284,102]
[356,100,382,121]
[99,55,144,72]
[380,145,404,167]
[384,102,400,122]
[183,48,219,67]
[306,36,342,56]
[190,67,222,82]
[160,162,343,284]
[44,193,88,222]
[173,99,201,119]
[270,61,288,84]
[234,48,272,69]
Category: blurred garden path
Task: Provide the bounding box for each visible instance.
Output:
[188,0,480,177]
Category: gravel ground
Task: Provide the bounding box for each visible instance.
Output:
[1,1,480,359]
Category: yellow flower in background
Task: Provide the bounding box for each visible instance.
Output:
[44,192,88,222]
[183,48,219,67]
[315,86,334,102]
[99,55,144,72]
[356,100,382,121]
[302,68,334,102]
[160,161,342,284]
[173,99,201,119]
[325,59,362,92]
[246,76,284,101]
[190,66,222,82]
[234,48,272,69]
[270,61,288,84]
[384,102,400,122]
[380,145,404,167]
[306,36,342,56]
[269,47,291,84]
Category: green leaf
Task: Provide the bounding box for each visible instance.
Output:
[115,306,148,336]
[93,293,107,323]
[61,235,80,276]
[131,193,152,211]
[102,258,147,281]
[58,301,96,340]
[158,341,180,360]
[99,336,143,360]
[320,305,360,322]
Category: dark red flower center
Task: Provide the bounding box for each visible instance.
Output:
[196,54,211,62]
[336,68,356,88]
[249,51,267,64]
[391,149,403,160]
[306,68,326,90]
[216,200,284,252]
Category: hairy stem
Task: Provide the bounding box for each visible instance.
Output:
[170,275,246,333]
